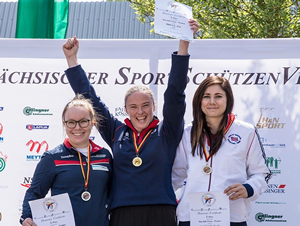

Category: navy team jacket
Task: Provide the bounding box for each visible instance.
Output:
[65,52,189,211]
[20,139,112,226]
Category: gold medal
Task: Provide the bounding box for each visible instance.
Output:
[81,191,91,201]
[132,156,142,167]
[132,129,153,167]
[203,165,212,174]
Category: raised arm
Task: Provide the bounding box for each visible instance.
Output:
[178,19,199,56]
[62,38,123,148]
[163,19,199,148]
[62,36,79,68]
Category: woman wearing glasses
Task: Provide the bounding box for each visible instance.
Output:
[20,94,112,226]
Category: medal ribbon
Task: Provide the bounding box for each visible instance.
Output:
[203,113,235,162]
[133,129,153,156]
[78,145,90,190]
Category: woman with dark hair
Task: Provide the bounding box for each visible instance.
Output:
[172,76,271,226]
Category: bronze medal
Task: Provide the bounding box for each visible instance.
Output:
[132,156,142,167]
[81,191,91,201]
[203,165,212,174]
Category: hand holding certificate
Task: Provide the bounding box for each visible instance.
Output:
[154,0,194,42]
[29,193,75,226]
[188,191,230,226]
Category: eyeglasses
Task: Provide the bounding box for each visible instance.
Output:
[64,119,91,129]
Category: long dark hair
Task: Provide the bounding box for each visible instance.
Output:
[191,76,234,158]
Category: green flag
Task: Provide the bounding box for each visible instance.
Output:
[16,0,69,39]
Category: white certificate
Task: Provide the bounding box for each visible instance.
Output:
[29,193,75,226]
[188,191,230,226]
[154,0,193,42]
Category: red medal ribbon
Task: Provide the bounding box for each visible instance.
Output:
[132,129,153,156]
[204,113,235,162]
[78,145,90,190]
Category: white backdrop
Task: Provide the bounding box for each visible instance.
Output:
[0,38,299,225]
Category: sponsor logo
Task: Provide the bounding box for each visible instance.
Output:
[264,184,286,194]
[43,198,58,212]
[93,154,106,158]
[21,177,33,188]
[26,140,49,161]
[115,107,128,117]
[61,155,74,159]
[23,107,53,116]
[255,201,286,205]
[255,212,287,222]
[168,3,179,11]
[202,193,216,206]
[89,136,95,141]
[227,134,241,144]
[26,140,49,153]
[256,108,286,129]
[0,151,8,172]
[0,123,3,142]
[0,107,3,111]
[92,165,109,171]
[26,155,42,161]
[266,157,281,175]
[260,137,286,148]
[26,125,50,131]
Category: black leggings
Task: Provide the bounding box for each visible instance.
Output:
[110,205,177,226]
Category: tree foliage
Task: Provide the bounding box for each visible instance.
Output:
[110,0,300,39]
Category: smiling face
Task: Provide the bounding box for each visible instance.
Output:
[125,91,155,133]
[63,106,94,149]
[201,84,227,122]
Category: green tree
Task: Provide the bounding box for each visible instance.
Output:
[110,0,300,38]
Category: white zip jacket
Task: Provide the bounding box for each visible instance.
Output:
[172,119,271,223]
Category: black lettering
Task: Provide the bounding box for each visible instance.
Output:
[20,72,33,84]
[266,73,279,85]
[192,73,206,85]
[97,73,108,84]
[50,72,59,84]
[61,73,68,84]
[232,73,244,85]
[242,73,254,85]
[43,72,51,84]
[154,73,166,85]
[115,67,129,85]
[142,73,154,85]
[88,72,97,84]
[131,73,142,84]
[23,177,32,184]
[33,72,43,84]
[283,67,300,84]
[8,72,19,84]
[254,73,266,85]
[0,69,8,83]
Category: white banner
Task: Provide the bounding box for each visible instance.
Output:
[0,38,299,225]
